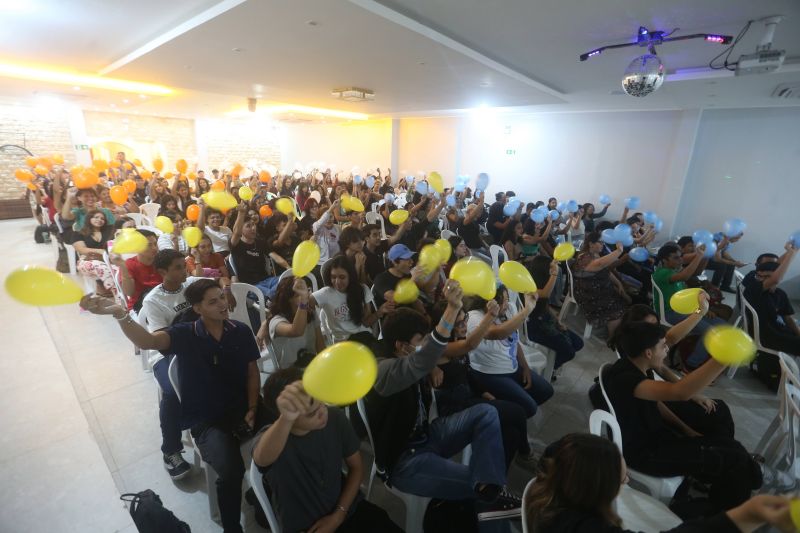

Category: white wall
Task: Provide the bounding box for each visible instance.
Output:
[675,107,800,295]
[281,119,392,175]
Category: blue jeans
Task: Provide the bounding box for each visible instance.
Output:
[665,311,726,368]
[549,268,564,305]
[527,326,584,369]
[388,404,506,500]
[469,369,554,418]
[252,276,279,300]
[153,357,183,455]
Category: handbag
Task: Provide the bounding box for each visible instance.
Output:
[120,490,191,533]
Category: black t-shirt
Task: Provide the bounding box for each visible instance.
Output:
[744,279,795,336]
[364,241,389,283]
[268,235,299,275]
[74,228,112,250]
[459,220,484,249]
[231,238,271,283]
[604,357,670,459]
[372,270,405,308]
[486,202,507,243]
[399,219,428,250]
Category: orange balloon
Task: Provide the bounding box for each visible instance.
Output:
[69,165,83,176]
[176,159,188,174]
[52,153,64,165]
[25,156,38,168]
[133,158,142,167]
[259,170,271,183]
[26,183,38,191]
[187,171,197,181]
[38,156,53,169]
[259,205,273,218]
[92,159,109,172]
[123,162,133,171]
[231,163,243,177]
[74,171,99,189]
[109,185,128,206]
[15,168,34,182]
[186,204,201,222]
[152,158,164,172]
[211,180,226,191]
[122,179,136,194]
[140,169,152,180]
[34,165,48,176]
[109,160,121,168]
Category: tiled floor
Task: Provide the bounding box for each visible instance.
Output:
[0,218,780,532]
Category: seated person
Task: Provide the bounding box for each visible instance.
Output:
[459,192,490,258]
[501,221,524,261]
[197,200,232,256]
[230,202,278,299]
[526,257,583,377]
[608,297,735,441]
[364,281,522,521]
[262,212,298,276]
[524,433,794,533]
[604,322,763,517]
[259,276,323,368]
[372,244,426,314]
[572,233,627,336]
[158,194,182,220]
[311,255,391,343]
[676,236,731,320]
[743,242,799,356]
[581,201,609,233]
[156,213,188,254]
[61,186,116,232]
[428,300,536,471]
[653,244,725,369]
[741,252,779,290]
[80,279,267,533]
[337,226,368,284]
[186,235,230,281]
[362,222,409,284]
[113,229,162,312]
[72,209,118,297]
[252,368,402,533]
[465,287,554,418]
[707,233,746,293]
[313,200,342,271]
[521,217,554,263]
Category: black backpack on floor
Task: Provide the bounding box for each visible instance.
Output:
[751,352,781,392]
[121,490,191,533]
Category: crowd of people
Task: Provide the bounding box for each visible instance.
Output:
[26,151,799,533]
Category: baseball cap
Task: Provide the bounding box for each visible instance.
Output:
[388,244,414,261]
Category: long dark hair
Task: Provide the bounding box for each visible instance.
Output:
[323,255,365,325]
[80,209,111,238]
[269,276,315,323]
[525,433,622,532]
[607,304,657,351]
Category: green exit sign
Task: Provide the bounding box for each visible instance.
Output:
[74,144,89,150]
[505,149,516,155]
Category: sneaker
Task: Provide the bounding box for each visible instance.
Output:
[477,487,522,521]
[760,464,797,492]
[163,452,191,480]
[514,451,539,472]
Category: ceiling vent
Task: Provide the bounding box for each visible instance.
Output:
[331,87,374,102]
[772,83,800,99]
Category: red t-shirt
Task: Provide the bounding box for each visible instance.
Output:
[125,257,162,310]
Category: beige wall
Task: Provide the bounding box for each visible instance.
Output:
[197,117,281,175]
[0,103,74,200]
[397,117,459,184]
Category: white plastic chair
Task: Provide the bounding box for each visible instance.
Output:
[248,459,281,533]
[440,229,455,240]
[365,211,387,239]
[755,353,800,468]
[125,212,148,226]
[135,224,164,237]
[139,202,160,222]
[595,368,684,503]
[228,282,266,334]
[558,262,592,339]
[521,476,537,533]
[277,268,318,292]
[650,276,673,327]
[488,245,508,277]
[64,243,78,275]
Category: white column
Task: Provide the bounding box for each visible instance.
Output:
[66,107,92,166]
[390,118,400,184]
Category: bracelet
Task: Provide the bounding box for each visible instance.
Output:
[335,505,347,514]
[223,286,231,292]
[440,318,454,331]
[115,313,134,324]
[299,302,308,310]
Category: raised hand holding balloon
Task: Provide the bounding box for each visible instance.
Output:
[624,196,640,209]
[722,218,747,238]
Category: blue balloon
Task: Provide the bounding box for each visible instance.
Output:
[700,240,717,259]
[625,196,640,209]
[643,211,658,224]
[531,210,546,223]
[654,219,664,232]
[549,209,560,221]
[416,181,428,195]
[556,202,567,213]
[620,233,635,247]
[366,176,375,188]
[713,232,724,242]
[788,231,800,247]
[692,230,713,245]
[354,174,363,184]
[476,172,490,192]
[601,228,618,244]
[405,175,414,184]
[599,194,611,205]
[454,178,466,193]
[613,223,631,241]
[385,193,395,203]
[723,218,747,238]
[629,247,649,262]
[566,200,579,213]
[504,200,521,216]
[446,194,456,207]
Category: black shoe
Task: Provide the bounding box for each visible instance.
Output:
[163,452,191,480]
[477,487,522,521]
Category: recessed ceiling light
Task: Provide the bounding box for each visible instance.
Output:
[306,20,319,26]
[231,47,242,52]
[110,103,116,107]
[122,98,130,104]
[138,94,146,99]
[72,86,81,91]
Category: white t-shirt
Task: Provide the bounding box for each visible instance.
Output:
[466,310,519,374]
[204,225,232,253]
[268,315,317,368]
[312,286,371,342]
[157,233,188,254]
[140,277,202,367]
[312,211,341,264]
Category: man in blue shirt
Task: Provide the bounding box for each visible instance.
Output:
[81,278,263,533]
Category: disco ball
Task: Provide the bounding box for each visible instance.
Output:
[621,54,665,97]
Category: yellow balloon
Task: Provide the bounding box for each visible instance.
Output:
[499,261,537,293]
[703,326,756,366]
[434,238,452,264]
[182,226,203,248]
[112,228,148,254]
[293,240,320,277]
[303,341,377,405]
[553,242,576,262]
[450,257,496,300]
[205,191,238,212]
[276,197,295,216]
[238,185,254,201]
[154,215,174,234]
[418,244,441,274]
[394,278,419,304]
[790,500,800,531]
[669,288,704,315]
[5,266,83,306]
[389,209,409,226]
[428,171,444,193]
[347,197,365,212]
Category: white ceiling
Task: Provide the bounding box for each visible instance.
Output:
[0,0,799,119]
